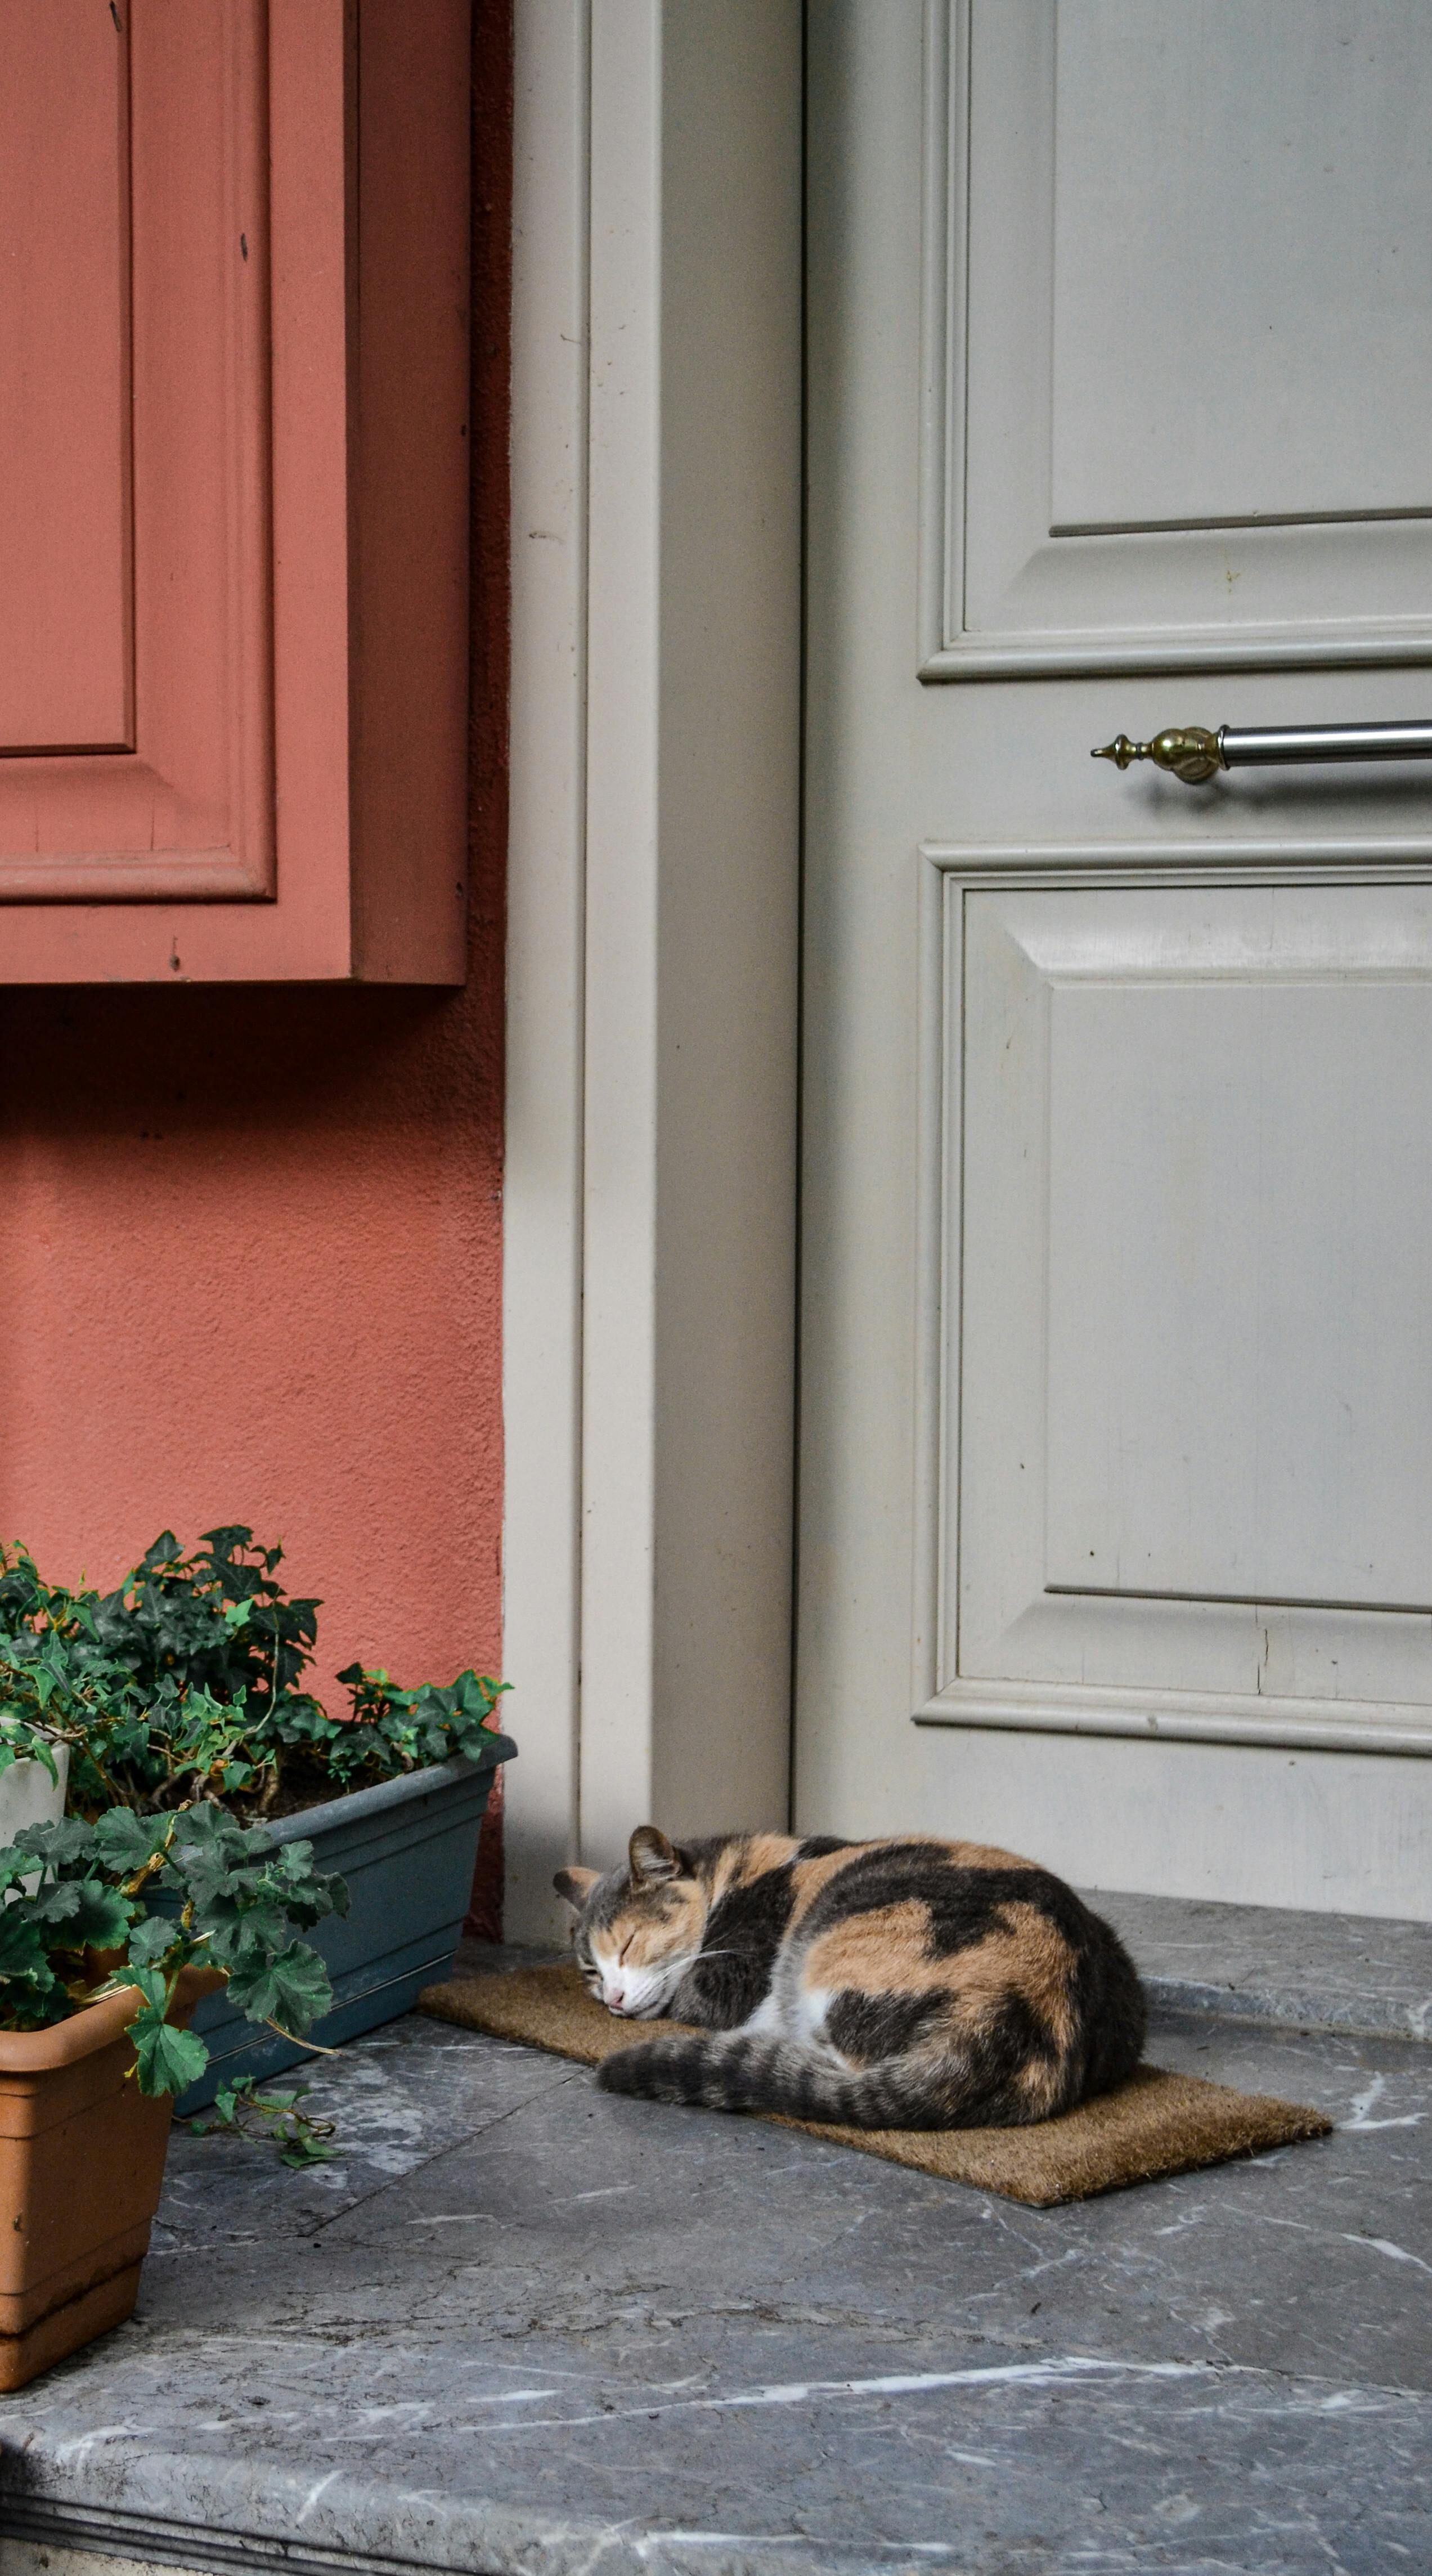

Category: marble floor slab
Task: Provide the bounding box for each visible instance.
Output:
[0,1998,1426,2576]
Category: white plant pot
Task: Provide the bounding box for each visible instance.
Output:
[0,1748,68,1849]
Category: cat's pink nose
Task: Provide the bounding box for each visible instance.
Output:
[607,1984,627,2012]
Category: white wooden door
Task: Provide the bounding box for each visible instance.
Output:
[798,0,1432,1916]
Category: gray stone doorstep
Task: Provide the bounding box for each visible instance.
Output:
[1080,1888,1432,2047]
[0,2001,1428,2576]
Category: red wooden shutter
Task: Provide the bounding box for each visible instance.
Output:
[0,0,470,983]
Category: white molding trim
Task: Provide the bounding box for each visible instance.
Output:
[915,0,960,680]
[918,629,1432,683]
[922,839,1432,879]
[504,1,803,1932]
[917,1681,1432,1760]
[502,0,591,1941]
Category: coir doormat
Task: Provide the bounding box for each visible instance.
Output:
[416,1964,1331,2208]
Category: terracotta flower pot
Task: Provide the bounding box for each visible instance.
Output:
[0,1965,221,2391]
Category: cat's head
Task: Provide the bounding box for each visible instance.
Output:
[554,1826,707,2017]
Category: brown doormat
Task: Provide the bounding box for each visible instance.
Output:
[416,1964,1331,2208]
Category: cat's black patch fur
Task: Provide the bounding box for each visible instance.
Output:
[686,1861,797,2028]
[803,1844,1079,1958]
[826,1984,947,2063]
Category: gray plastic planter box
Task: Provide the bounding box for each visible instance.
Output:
[160,1743,510,2114]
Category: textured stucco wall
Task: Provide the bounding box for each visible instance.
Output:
[0,11,513,1894]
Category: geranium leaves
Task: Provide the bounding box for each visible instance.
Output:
[131,2014,208,2099]
[0,1825,137,2030]
[0,1904,55,1982]
[188,2074,336,2167]
[123,1913,179,1972]
[91,1807,173,1878]
[0,1804,344,2097]
[40,1878,132,1952]
[225,1939,332,2035]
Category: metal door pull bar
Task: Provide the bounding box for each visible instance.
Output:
[1092,720,1432,786]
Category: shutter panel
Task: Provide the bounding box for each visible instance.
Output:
[0,0,470,983]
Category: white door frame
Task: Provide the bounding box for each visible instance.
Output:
[501,1,804,1938]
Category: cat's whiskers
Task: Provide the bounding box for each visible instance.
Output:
[616,1943,754,2018]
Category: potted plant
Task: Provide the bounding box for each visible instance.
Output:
[0,1803,343,2389]
[0,1529,515,2109]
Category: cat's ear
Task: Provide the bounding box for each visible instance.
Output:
[553,1865,600,1909]
[629,1825,680,1884]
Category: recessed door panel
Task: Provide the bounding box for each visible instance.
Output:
[1048,4,1432,533]
[927,0,1432,673]
[0,1,132,752]
[957,882,1432,1721]
[1045,968,1432,1613]
[0,0,273,899]
[0,0,472,982]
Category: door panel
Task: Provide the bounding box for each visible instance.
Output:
[1048,7,1431,530]
[800,0,1432,1914]
[957,881,1432,1723]
[930,1,1432,673]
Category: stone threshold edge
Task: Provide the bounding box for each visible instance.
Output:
[1141,1973,1431,2046]
[0,2479,853,2576]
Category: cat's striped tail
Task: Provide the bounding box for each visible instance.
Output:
[595,2031,1003,2130]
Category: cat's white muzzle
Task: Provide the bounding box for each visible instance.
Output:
[599,1964,674,2019]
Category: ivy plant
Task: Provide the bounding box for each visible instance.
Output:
[0,1529,513,1823]
[0,1807,347,2099]
[0,1530,512,2139]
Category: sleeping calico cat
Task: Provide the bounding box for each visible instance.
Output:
[555,1827,1145,2129]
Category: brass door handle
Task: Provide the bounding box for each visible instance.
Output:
[1093,720,1432,786]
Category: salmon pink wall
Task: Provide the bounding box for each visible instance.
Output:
[0,7,513,1893]
[0,978,503,1702]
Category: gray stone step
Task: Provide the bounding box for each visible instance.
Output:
[1083,1887,1432,2045]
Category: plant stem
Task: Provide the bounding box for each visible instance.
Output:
[263,2017,342,2055]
